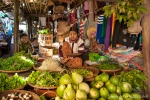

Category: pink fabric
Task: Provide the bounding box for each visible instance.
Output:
[84,1,89,10]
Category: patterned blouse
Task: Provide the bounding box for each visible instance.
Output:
[19,40,34,54]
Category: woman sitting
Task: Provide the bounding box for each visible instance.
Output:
[59,31,85,67]
[19,33,34,54]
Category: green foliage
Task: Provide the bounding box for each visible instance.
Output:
[119,69,147,91]
[96,62,120,70]
[0,51,34,71]
[71,69,93,77]
[38,28,52,34]
[27,70,62,87]
[0,73,26,91]
[89,53,100,62]
[103,0,147,27]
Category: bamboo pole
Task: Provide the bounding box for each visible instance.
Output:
[142,0,150,99]
[14,0,19,52]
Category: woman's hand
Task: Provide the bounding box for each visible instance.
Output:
[61,57,71,64]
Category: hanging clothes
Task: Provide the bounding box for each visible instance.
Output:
[104,16,112,51]
[112,20,139,48]
[101,16,108,38]
[111,13,116,42]
[83,18,89,39]
[79,21,84,38]
[96,15,105,44]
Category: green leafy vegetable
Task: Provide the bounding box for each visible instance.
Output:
[27,71,62,87]
[0,51,34,71]
[71,69,93,77]
[0,73,26,91]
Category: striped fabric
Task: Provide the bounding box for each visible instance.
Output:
[96,15,104,44]
[79,21,84,38]
[97,15,104,24]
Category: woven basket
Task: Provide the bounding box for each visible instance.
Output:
[0,90,40,100]
[0,67,32,73]
[68,66,99,82]
[53,6,64,14]
[38,34,53,46]
[27,82,57,89]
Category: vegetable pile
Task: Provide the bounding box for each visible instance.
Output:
[119,69,147,91]
[55,70,145,100]
[71,68,93,77]
[0,73,26,91]
[96,62,120,70]
[1,92,32,100]
[0,51,34,71]
[27,71,62,87]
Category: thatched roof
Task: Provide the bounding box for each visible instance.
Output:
[0,0,115,18]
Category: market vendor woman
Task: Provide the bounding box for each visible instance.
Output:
[19,33,34,54]
[59,31,85,67]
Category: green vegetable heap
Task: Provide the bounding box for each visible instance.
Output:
[0,51,34,71]
[27,71,62,87]
[96,62,120,70]
[71,69,93,77]
[119,69,147,91]
[0,73,26,91]
[38,28,52,34]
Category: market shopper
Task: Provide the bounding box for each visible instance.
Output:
[59,30,85,67]
[19,33,34,54]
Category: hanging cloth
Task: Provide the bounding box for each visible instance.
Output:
[104,16,112,51]
[111,12,116,42]
[39,17,46,26]
[79,21,84,38]
[96,15,104,44]
[101,16,108,38]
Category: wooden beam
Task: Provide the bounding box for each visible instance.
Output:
[142,0,150,99]
[14,0,19,52]
[96,0,116,2]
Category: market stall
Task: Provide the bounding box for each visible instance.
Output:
[0,0,149,100]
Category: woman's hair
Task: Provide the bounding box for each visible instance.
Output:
[20,33,28,39]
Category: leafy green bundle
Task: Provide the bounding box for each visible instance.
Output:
[71,69,93,77]
[0,51,34,71]
[119,69,147,90]
[27,71,62,87]
[96,62,120,70]
[0,73,26,91]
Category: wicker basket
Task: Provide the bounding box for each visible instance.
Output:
[27,82,57,89]
[38,34,53,46]
[68,66,99,82]
[0,67,32,73]
[0,90,40,100]
[53,6,64,14]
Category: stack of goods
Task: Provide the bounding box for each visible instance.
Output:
[36,58,63,72]
[55,69,146,100]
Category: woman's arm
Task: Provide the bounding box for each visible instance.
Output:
[78,38,85,54]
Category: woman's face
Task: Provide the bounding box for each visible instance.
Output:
[69,31,77,41]
[21,36,28,43]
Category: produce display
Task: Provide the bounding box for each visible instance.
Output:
[0,51,34,71]
[1,92,32,100]
[38,28,52,34]
[0,73,26,91]
[55,71,143,100]
[38,58,63,72]
[70,68,93,77]
[96,62,120,70]
[27,71,62,87]
[119,69,146,91]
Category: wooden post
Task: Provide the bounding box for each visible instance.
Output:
[88,0,94,27]
[142,0,150,99]
[14,0,19,52]
[27,16,32,40]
